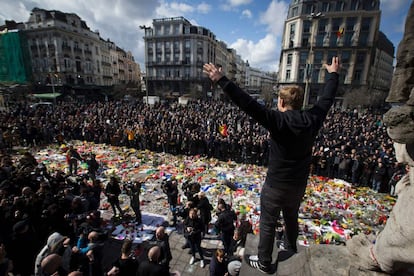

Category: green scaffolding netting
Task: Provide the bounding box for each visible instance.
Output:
[0,31,31,83]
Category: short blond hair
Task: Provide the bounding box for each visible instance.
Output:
[278,86,304,110]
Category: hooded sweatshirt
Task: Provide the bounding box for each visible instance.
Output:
[34,232,71,276]
[216,72,339,187]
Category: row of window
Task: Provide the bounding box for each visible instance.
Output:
[154,24,213,38]
[150,67,193,78]
[150,40,205,51]
[290,0,378,17]
[290,16,371,36]
[284,66,363,84]
[289,16,372,49]
[287,50,366,66]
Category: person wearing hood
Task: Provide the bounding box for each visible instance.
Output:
[34,232,71,276]
[203,56,340,274]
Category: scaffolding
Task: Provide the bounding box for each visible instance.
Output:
[0,30,32,83]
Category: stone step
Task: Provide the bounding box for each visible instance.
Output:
[240,234,390,276]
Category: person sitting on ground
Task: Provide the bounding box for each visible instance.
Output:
[209,248,227,276]
[227,257,242,276]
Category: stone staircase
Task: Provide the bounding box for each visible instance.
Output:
[240,233,390,276]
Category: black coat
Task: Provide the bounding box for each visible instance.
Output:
[136,260,169,276]
[215,209,236,234]
[209,255,227,276]
[184,216,203,242]
[197,197,212,224]
[105,182,121,204]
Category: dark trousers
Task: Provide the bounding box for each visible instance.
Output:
[221,230,234,255]
[69,159,78,175]
[132,205,142,223]
[258,183,306,266]
[109,199,123,216]
[189,237,204,260]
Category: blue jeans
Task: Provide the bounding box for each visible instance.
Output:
[372,180,381,192]
[170,204,177,225]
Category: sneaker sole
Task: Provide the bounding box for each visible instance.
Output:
[244,254,273,274]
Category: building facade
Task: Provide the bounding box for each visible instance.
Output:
[1,8,141,96]
[142,17,220,98]
[142,16,277,99]
[278,0,394,107]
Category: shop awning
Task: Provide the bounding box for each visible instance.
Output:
[32,93,61,99]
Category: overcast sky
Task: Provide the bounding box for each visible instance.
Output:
[0,0,410,72]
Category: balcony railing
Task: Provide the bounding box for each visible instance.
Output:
[62,45,72,51]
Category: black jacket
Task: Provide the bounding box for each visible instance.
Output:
[217,73,339,187]
[136,260,169,276]
[215,209,237,234]
[184,216,203,242]
[209,255,227,276]
[197,197,212,223]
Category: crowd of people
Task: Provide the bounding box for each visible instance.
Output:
[0,98,403,192]
[0,95,404,275]
[0,147,247,275]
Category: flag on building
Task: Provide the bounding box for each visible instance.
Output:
[218,124,228,137]
[336,27,344,38]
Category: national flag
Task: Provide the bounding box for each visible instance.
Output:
[336,27,344,38]
[218,124,228,137]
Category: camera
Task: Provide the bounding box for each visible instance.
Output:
[176,206,187,218]
[161,179,171,194]
[41,209,49,219]
[123,181,134,190]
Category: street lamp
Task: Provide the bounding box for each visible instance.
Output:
[303,12,323,109]
[48,71,58,104]
[139,25,151,104]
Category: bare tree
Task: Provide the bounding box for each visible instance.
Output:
[343,86,388,109]
[343,86,370,108]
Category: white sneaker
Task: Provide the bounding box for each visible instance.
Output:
[200,260,205,268]
[189,256,195,265]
